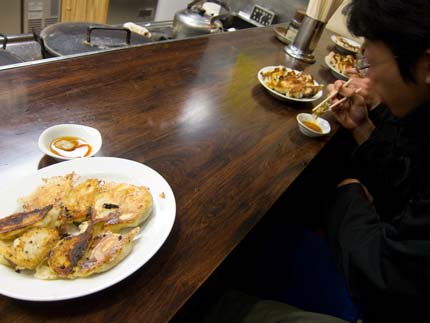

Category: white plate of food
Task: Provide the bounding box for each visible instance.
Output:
[0,157,176,301]
[258,66,323,102]
[273,25,291,45]
[331,35,361,54]
[324,51,357,80]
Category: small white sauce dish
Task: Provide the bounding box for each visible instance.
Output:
[296,113,331,138]
[38,124,102,161]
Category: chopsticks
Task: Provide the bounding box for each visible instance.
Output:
[325,96,348,110]
[312,78,353,114]
[306,0,344,23]
[312,79,363,117]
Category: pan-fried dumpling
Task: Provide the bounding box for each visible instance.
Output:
[0,227,60,270]
[0,205,56,240]
[73,227,140,278]
[47,221,93,278]
[19,174,75,210]
[93,183,153,232]
[62,179,102,222]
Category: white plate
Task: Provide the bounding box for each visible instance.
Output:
[258,66,323,102]
[324,54,348,80]
[331,35,361,54]
[273,26,290,45]
[0,157,176,301]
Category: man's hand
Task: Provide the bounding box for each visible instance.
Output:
[326,80,376,145]
[338,178,373,202]
[344,69,381,110]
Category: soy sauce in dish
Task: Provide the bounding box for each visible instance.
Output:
[302,120,322,133]
[50,136,92,158]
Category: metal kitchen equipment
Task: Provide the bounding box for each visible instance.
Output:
[283,8,305,44]
[172,0,231,39]
[285,0,343,63]
[23,0,61,34]
[0,34,25,66]
[39,22,154,57]
[0,21,174,70]
[284,15,326,63]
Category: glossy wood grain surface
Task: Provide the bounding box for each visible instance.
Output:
[0,27,337,322]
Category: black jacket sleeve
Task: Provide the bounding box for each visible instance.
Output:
[367,103,394,127]
[350,127,412,218]
[327,183,430,321]
[328,104,430,321]
[347,104,430,220]
[349,103,430,221]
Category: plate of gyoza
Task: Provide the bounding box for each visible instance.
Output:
[0,157,176,301]
[325,51,357,80]
[331,35,361,55]
[258,65,323,102]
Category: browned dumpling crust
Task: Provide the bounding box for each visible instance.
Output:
[261,67,323,99]
[0,205,55,240]
[0,227,60,270]
[62,179,102,222]
[73,227,140,278]
[0,173,152,280]
[93,183,153,232]
[20,174,74,211]
[328,51,357,75]
[47,221,93,277]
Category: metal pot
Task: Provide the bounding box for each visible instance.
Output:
[39,22,154,57]
[0,33,24,66]
[173,0,230,39]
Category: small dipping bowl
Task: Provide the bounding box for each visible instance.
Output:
[296,113,331,138]
[38,124,102,161]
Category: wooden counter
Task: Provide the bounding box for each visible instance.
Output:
[0,26,337,322]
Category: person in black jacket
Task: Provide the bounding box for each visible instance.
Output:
[204,1,430,322]
[326,0,430,321]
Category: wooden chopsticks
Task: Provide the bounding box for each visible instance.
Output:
[312,78,353,114]
[312,79,362,116]
[326,96,348,111]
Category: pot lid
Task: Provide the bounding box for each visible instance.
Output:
[40,22,152,56]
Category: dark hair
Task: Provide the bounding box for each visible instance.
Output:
[345,0,430,82]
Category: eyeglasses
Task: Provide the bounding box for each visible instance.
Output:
[355,55,398,77]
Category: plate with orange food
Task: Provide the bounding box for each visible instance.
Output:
[258,66,323,102]
[331,35,361,55]
[0,157,176,301]
[325,51,357,80]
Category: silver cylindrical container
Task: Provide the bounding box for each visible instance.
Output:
[284,15,326,64]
